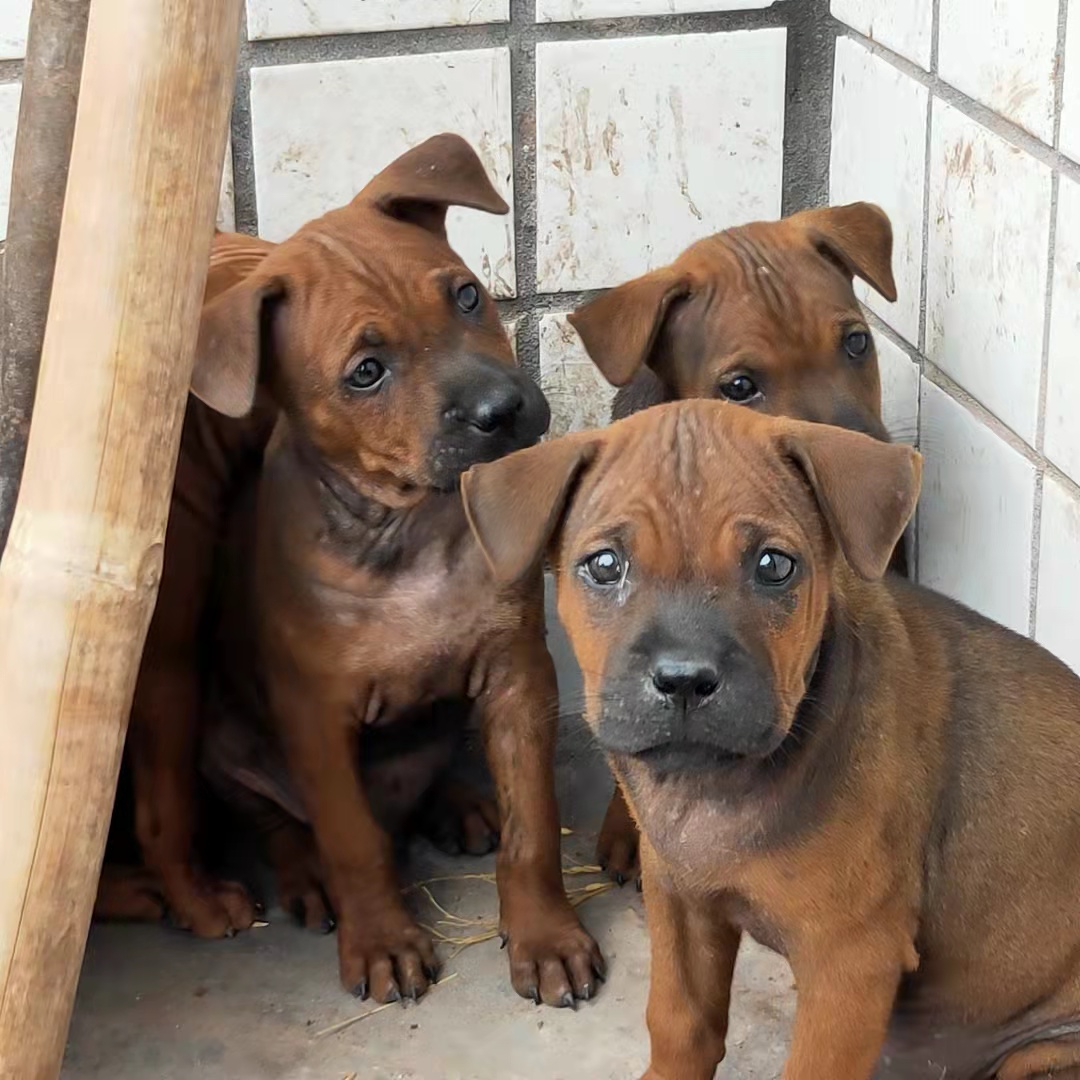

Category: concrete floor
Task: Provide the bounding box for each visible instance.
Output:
[62,588,795,1080]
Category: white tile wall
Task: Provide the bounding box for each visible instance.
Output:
[830,0,933,70]
[917,379,1036,634]
[537,0,773,22]
[1035,476,1080,675]
[0,0,28,61]
[538,314,618,438]
[0,82,21,241]
[876,332,920,444]
[938,0,1061,144]
[1044,174,1080,487]
[830,37,928,345]
[249,50,516,297]
[247,0,510,40]
[535,29,786,293]
[1062,6,1080,164]
[926,99,1052,445]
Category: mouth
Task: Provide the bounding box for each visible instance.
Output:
[628,740,749,774]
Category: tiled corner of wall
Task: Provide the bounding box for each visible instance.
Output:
[538,314,618,438]
[832,0,1080,671]
[535,28,786,293]
[876,332,920,445]
[917,379,1036,635]
[830,36,927,344]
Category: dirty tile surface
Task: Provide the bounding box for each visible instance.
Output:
[830,37,928,345]
[0,81,21,240]
[536,0,775,23]
[938,0,1061,143]
[539,314,618,437]
[1035,476,1080,676]
[535,29,786,293]
[876,332,920,445]
[62,588,794,1080]
[250,50,516,297]
[247,0,509,39]
[917,379,1036,635]
[0,0,28,60]
[1044,178,1080,486]
[830,0,933,69]
[925,99,1052,445]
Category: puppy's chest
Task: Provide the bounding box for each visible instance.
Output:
[304,558,511,714]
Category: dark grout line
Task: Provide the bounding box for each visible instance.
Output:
[230,13,259,237]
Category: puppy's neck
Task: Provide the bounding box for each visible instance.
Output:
[284,427,469,574]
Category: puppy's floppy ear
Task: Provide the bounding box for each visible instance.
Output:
[191,271,285,418]
[568,267,691,387]
[358,133,509,238]
[793,202,898,303]
[779,420,921,581]
[462,434,596,586]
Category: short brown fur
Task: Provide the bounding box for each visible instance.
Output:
[463,401,1080,1080]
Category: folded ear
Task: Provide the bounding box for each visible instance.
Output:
[461,435,596,586]
[793,201,897,303]
[568,267,691,388]
[191,271,285,418]
[358,133,509,238]
[779,421,921,580]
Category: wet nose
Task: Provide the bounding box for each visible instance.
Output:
[649,653,720,709]
[448,382,524,434]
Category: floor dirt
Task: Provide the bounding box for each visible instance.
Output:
[62,587,795,1080]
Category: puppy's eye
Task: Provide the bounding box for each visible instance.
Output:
[582,549,624,587]
[345,357,387,392]
[756,549,796,587]
[456,283,481,313]
[717,374,761,404]
[844,329,870,359]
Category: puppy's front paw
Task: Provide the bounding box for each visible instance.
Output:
[338,910,440,1004]
[597,790,641,888]
[161,871,258,939]
[503,903,606,1008]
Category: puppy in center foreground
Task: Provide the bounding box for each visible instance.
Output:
[463,400,1080,1080]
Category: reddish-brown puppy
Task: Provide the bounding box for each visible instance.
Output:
[192,134,604,1006]
[464,401,1080,1080]
[93,231,278,933]
[569,202,906,887]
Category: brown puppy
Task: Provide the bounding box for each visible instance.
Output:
[193,134,604,1007]
[569,202,905,886]
[464,401,1080,1080]
[93,231,278,933]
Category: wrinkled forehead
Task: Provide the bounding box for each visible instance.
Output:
[679,223,862,330]
[564,407,821,569]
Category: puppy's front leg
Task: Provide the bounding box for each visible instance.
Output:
[783,929,905,1080]
[274,686,437,1002]
[478,627,605,1007]
[640,843,739,1080]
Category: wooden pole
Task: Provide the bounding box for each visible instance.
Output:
[0,0,91,556]
[0,1,242,1076]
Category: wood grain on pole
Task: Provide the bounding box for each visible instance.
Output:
[0,1,242,1075]
[0,0,91,557]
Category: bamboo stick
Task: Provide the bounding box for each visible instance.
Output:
[0,1,242,1076]
[0,0,91,556]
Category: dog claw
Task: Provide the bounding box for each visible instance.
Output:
[499,931,508,950]
[635,877,643,893]
[387,987,402,1005]
[559,991,576,1010]
[613,871,626,887]
[424,964,440,984]
[529,987,541,1005]
[352,980,368,1000]
[580,983,593,1001]
[319,915,336,934]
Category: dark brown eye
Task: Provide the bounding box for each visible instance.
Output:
[717,374,761,404]
[346,357,386,392]
[756,549,796,587]
[582,549,623,586]
[844,329,870,359]
[456,283,480,313]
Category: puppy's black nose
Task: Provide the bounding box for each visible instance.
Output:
[650,654,720,709]
[463,383,524,434]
